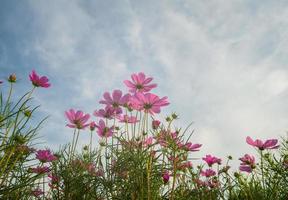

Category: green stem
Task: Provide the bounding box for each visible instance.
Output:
[3,82,13,114]
[260,150,265,189]
[90,130,93,156]
[69,129,76,161]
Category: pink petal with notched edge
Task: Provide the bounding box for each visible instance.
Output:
[138,72,146,83]
[112,90,122,102]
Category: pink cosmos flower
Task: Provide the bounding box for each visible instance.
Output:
[200,169,216,177]
[117,114,139,123]
[129,93,169,115]
[96,119,114,138]
[65,109,90,129]
[152,120,161,129]
[36,149,57,163]
[246,136,279,150]
[99,90,130,108]
[143,136,154,147]
[31,166,50,174]
[31,188,44,197]
[239,154,255,166]
[202,155,222,167]
[183,142,202,152]
[239,154,256,173]
[94,106,120,119]
[0,80,3,84]
[90,121,96,131]
[124,72,157,93]
[29,70,50,88]
[162,171,170,184]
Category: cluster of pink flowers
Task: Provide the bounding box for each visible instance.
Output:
[64,72,170,140]
[36,149,57,163]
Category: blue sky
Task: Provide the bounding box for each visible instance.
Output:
[1,0,288,165]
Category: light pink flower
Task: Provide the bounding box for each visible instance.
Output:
[183,142,202,152]
[99,90,130,108]
[36,149,57,163]
[124,72,157,93]
[117,114,139,123]
[65,109,90,129]
[200,169,216,177]
[143,136,154,147]
[96,119,114,138]
[202,155,222,167]
[29,70,50,88]
[129,93,169,115]
[246,136,279,150]
[94,106,120,119]
[239,154,255,166]
[239,154,256,173]
[152,120,161,129]
[31,166,50,174]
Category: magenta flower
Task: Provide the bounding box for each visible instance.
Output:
[29,70,50,88]
[96,119,114,138]
[239,154,256,173]
[152,120,161,129]
[31,166,50,174]
[200,169,216,177]
[124,72,157,93]
[246,136,279,150]
[184,142,202,152]
[129,93,169,115]
[117,114,139,123]
[94,106,120,119]
[162,171,170,184]
[36,149,57,163]
[65,109,90,129]
[202,155,222,167]
[99,90,130,108]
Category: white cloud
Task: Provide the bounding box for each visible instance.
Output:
[16,0,288,167]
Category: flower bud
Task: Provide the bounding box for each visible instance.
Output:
[8,74,17,83]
